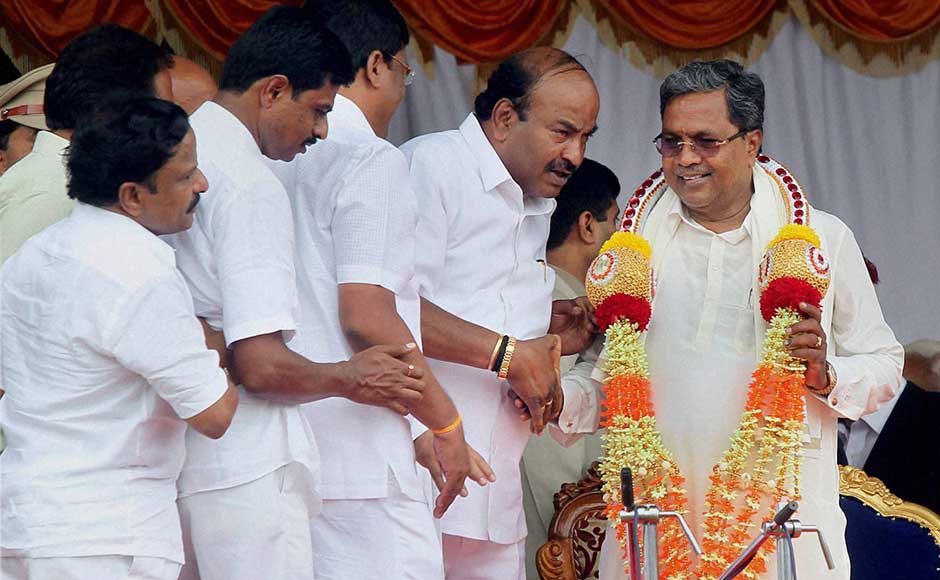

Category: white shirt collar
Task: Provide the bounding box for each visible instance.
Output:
[71,201,176,265]
[32,129,69,156]
[330,93,375,136]
[458,113,515,193]
[551,265,586,296]
[195,101,262,158]
[666,189,754,245]
[457,113,555,217]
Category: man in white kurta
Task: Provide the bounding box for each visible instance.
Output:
[167,96,324,580]
[267,9,477,576]
[269,87,463,578]
[573,60,903,580]
[162,8,384,580]
[0,98,235,580]
[402,48,601,579]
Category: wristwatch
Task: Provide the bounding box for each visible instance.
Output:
[826,361,838,391]
[809,362,837,397]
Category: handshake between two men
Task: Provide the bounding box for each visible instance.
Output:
[506,296,599,435]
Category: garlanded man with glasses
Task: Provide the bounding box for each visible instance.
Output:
[268,2,481,578]
[560,59,902,579]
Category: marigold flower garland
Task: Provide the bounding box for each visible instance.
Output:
[585,158,831,579]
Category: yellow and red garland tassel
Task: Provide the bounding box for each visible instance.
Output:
[586,224,831,579]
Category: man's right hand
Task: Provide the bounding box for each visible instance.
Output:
[340,343,426,414]
[505,334,562,434]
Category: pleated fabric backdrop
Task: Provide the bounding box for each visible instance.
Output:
[389,14,940,344]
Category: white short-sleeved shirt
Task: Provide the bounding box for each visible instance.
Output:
[400,114,556,544]
[163,102,317,497]
[0,203,228,562]
[266,94,423,501]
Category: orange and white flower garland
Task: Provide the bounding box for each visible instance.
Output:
[585,156,831,579]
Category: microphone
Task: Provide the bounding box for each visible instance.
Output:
[773,501,799,527]
[621,467,634,510]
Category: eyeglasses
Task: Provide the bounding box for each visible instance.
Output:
[653,129,749,158]
[390,55,415,86]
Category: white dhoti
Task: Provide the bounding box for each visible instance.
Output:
[310,474,443,580]
[1,556,180,580]
[178,463,318,580]
[442,534,525,580]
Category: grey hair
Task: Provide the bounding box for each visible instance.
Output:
[659,59,765,132]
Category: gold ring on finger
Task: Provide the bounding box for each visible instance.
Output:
[406,364,415,378]
[815,335,823,349]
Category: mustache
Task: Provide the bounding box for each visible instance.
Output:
[303,137,318,148]
[675,166,710,177]
[546,159,577,175]
[186,192,201,214]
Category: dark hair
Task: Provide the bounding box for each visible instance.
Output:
[546,158,620,251]
[67,98,190,207]
[220,5,355,96]
[305,0,409,72]
[44,24,173,131]
[0,119,18,150]
[660,59,765,132]
[474,49,586,122]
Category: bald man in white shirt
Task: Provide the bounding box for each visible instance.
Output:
[401,48,601,580]
[0,98,237,580]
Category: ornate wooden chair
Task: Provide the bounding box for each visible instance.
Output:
[536,461,608,580]
[839,465,940,580]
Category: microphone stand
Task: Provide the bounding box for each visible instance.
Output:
[717,501,836,580]
[619,468,702,580]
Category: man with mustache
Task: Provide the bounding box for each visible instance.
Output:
[585,59,901,580]
[163,7,427,580]
[400,47,601,579]
[0,97,238,580]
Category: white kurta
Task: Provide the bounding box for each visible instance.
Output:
[266,94,425,503]
[594,165,903,580]
[266,95,443,580]
[163,102,319,580]
[401,114,556,545]
[0,203,228,564]
[163,102,318,499]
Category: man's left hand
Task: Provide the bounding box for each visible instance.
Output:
[786,302,829,390]
[549,297,598,356]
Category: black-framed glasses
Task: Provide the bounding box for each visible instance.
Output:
[390,55,415,86]
[653,129,749,158]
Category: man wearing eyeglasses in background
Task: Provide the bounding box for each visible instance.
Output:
[266,2,487,578]
[549,59,902,579]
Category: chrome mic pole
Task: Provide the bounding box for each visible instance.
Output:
[620,468,702,580]
[620,468,642,580]
[717,501,835,580]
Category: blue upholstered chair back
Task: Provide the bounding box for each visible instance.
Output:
[839,466,940,580]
